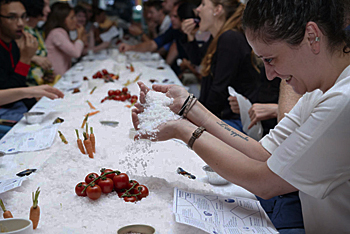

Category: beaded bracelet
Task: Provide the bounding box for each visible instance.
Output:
[188,126,206,150]
[183,97,197,119]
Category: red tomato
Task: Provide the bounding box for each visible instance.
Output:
[75,182,88,197]
[131,95,138,101]
[122,87,128,94]
[98,177,114,194]
[120,94,126,102]
[126,93,131,100]
[100,168,115,179]
[92,75,97,79]
[114,90,121,96]
[86,184,102,200]
[96,71,103,78]
[108,90,114,96]
[116,189,126,198]
[135,185,149,200]
[116,95,122,101]
[85,173,100,184]
[113,173,129,190]
[123,196,137,203]
[102,69,108,75]
[112,95,118,100]
[126,180,139,190]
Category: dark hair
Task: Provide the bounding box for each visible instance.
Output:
[44,2,72,37]
[243,0,350,53]
[92,7,104,22]
[74,5,87,15]
[20,0,44,18]
[146,0,163,11]
[177,2,197,21]
[0,0,23,12]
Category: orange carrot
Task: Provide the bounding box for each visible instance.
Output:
[130,64,135,72]
[86,100,96,110]
[90,127,95,153]
[90,86,97,94]
[58,131,68,144]
[85,110,100,117]
[81,114,89,128]
[29,187,40,229]
[0,199,13,218]
[83,132,94,158]
[75,129,86,154]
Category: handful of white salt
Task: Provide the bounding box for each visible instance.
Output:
[137,90,181,138]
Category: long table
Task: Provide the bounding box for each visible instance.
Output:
[0,50,258,233]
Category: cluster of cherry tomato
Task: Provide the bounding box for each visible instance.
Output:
[75,168,149,202]
[101,87,138,103]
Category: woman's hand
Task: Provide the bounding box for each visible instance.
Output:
[32,56,52,71]
[25,85,64,100]
[248,104,278,129]
[181,19,198,42]
[137,82,189,114]
[131,102,188,141]
[118,43,133,53]
[77,25,86,41]
[228,96,240,114]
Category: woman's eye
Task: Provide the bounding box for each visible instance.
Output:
[264,59,272,63]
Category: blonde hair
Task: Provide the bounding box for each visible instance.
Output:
[201,1,259,76]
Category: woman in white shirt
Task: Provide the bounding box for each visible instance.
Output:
[131,0,350,233]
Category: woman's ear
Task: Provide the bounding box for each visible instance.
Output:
[214,4,224,17]
[305,22,321,55]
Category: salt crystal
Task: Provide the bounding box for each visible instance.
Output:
[137,90,181,138]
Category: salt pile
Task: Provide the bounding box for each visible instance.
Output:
[137,90,181,138]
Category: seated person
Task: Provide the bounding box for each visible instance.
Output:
[44,2,86,76]
[22,0,55,86]
[0,0,38,122]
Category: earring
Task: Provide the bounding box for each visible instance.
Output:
[315,37,320,42]
[213,13,216,16]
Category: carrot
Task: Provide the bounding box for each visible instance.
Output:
[85,110,100,118]
[81,114,89,128]
[132,73,142,83]
[0,199,13,218]
[75,129,86,154]
[83,132,94,158]
[90,127,95,153]
[58,131,68,144]
[90,86,97,94]
[86,100,96,110]
[29,187,40,229]
[130,63,135,72]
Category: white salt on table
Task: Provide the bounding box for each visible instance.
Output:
[137,90,180,138]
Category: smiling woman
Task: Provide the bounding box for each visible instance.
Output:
[131,0,350,233]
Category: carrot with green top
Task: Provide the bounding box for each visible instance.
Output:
[83,132,94,158]
[0,199,13,218]
[85,123,89,139]
[90,86,97,94]
[29,187,40,229]
[75,129,86,154]
[90,127,95,153]
[86,100,96,110]
[130,63,135,72]
[84,111,100,118]
[81,114,89,128]
[58,131,68,144]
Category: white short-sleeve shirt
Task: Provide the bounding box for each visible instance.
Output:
[260,65,350,233]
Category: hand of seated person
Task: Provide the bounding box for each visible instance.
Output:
[128,23,143,36]
[248,103,278,129]
[16,31,39,65]
[32,56,52,71]
[228,96,240,114]
[26,85,64,100]
[181,19,198,42]
[118,43,132,53]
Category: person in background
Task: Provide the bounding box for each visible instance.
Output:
[188,0,260,131]
[44,2,86,76]
[22,0,54,86]
[132,0,350,232]
[162,0,178,15]
[79,2,93,33]
[0,0,38,121]
[74,5,109,55]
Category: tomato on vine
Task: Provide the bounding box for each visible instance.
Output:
[113,173,129,190]
[85,173,100,184]
[86,183,102,200]
[98,177,114,194]
[75,182,88,197]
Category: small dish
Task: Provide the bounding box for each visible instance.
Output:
[117,224,155,234]
[202,165,229,185]
[23,112,45,125]
[0,218,33,234]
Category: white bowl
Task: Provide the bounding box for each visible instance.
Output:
[23,112,45,125]
[0,218,33,234]
[117,224,155,234]
[202,165,229,185]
